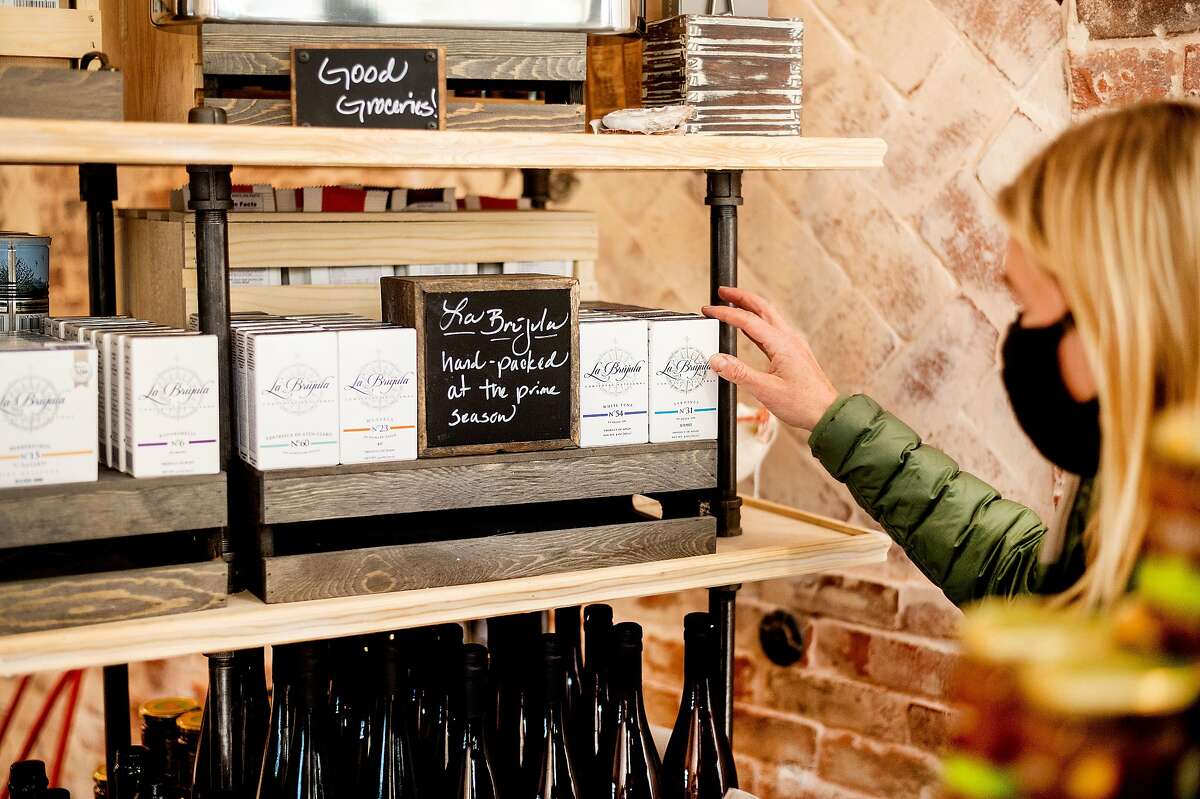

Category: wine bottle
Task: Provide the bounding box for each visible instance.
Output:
[553,609,584,720]
[192,653,237,799]
[332,636,372,788]
[454,644,501,799]
[258,644,297,799]
[111,746,150,799]
[421,624,464,797]
[604,623,661,799]
[532,634,581,799]
[575,604,614,786]
[489,613,541,794]
[45,789,69,799]
[236,649,270,796]
[275,642,339,799]
[357,632,421,799]
[7,760,48,798]
[661,614,737,799]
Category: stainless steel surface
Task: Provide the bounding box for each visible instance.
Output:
[152,0,640,33]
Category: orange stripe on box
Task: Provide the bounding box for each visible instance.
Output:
[390,425,416,430]
[45,450,94,458]
[0,455,18,461]
[343,428,370,432]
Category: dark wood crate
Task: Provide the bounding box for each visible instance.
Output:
[200,23,586,132]
[244,442,715,526]
[256,501,716,603]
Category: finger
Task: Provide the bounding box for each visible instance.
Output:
[708,353,771,391]
[716,285,783,325]
[700,304,782,358]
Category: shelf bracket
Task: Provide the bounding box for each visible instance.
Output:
[79,164,118,316]
[706,170,743,538]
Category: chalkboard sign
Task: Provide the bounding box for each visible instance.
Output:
[382,275,580,457]
[291,45,446,130]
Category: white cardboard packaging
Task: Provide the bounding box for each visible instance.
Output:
[337,327,418,464]
[113,329,190,473]
[233,322,314,458]
[0,342,98,487]
[123,334,220,477]
[647,316,719,443]
[579,316,649,447]
[244,329,340,469]
[93,324,172,467]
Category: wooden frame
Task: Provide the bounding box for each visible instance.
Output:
[288,44,447,131]
[382,274,581,458]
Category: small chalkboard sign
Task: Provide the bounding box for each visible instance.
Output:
[291,45,446,130]
[382,275,580,457]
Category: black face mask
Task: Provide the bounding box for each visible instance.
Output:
[1001,314,1101,477]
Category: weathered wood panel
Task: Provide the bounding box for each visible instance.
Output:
[0,468,227,549]
[0,560,227,635]
[0,65,122,121]
[202,24,587,81]
[255,441,716,524]
[206,97,585,132]
[0,7,102,60]
[261,516,716,602]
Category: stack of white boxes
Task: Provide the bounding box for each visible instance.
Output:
[38,315,221,479]
[578,305,719,446]
[221,313,418,470]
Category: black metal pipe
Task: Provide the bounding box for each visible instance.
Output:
[706,170,743,537]
[185,107,234,472]
[101,664,130,777]
[79,164,118,316]
[708,584,739,745]
[521,168,552,209]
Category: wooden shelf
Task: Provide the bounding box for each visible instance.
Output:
[0,468,228,550]
[0,6,102,60]
[246,441,716,525]
[0,118,886,171]
[0,498,890,676]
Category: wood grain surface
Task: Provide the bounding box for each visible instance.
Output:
[0,560,227,636]
[253,442,717,524]
[0,468,227,549]
[0,65,122,121]
[0,500,888,675]
[0,7,102,60]
[201,24,587,81]
[206,97,586,132]
[0,117,888,171]
[261,516,716,602]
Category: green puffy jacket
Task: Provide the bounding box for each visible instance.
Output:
[809,394,1091,606]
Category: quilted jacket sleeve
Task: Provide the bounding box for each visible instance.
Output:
[808,394,1082,605]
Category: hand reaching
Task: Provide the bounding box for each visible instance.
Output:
[701,286,839,431]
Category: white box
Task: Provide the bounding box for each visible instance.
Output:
[123,335,220,477]
[579,317,649,447]
[0,343,98,487]
[233,322,314,458]
[647,316,719,443]
[405,263,479,277]
[502,260,575,278]
[337,327,418,464]
[244,330,340,469]
[327,266,393,286]
[112,330,190,472]
[229,268,282,286]
[93,324,172,467]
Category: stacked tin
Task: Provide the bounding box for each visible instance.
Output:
[0,233,51,333]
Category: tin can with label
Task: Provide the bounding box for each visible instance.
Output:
[0,233,51,333]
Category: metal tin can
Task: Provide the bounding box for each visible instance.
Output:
[0,233,51,333]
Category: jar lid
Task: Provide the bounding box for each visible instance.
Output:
[1153,407,1200,470]
[92,764,106,783]
[960,598,1113,665]
[176,709,203,732]
[940,753,1018,799]
[1019,653,1200,717]
[138,697,199,720]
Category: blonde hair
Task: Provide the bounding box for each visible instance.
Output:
[997,102,1200,607]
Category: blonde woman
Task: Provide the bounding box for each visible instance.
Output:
[704,101,1200,607]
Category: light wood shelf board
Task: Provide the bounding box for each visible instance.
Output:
[0,499,889,675]
[251,441,717,525]
[0,118,887,171]
[0,8,102,60]
[0,468,228,549]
